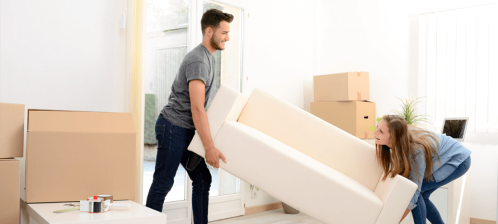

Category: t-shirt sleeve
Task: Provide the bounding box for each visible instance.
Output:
[185,61,210,85]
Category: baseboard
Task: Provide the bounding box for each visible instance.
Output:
[245,202,282,215]
[470,218,496,224]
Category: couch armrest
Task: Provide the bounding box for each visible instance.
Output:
[188,84,248,155]
[374,174,418,224]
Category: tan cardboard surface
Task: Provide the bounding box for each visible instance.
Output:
[313,72,370,101]
[310,101,357,135]
[0,103,25,158]
[355,101,376,139]
[25,111,137,203]
[28,109,135,133]
[0,159,20,224]
[311,101,375,139]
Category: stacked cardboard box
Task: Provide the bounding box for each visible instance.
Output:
[25,109,137,203]
[311,72,376,139]
[0,159,20,224]
[0,103,24,224]
[0,103,25,158]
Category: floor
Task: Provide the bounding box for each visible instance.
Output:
[208,208,324,224]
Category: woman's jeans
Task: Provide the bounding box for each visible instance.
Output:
[146,115,212,224]
[412,156,471,224]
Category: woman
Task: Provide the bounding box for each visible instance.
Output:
[374,115,471,224]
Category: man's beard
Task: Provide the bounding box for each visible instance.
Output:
[210,35,224,50]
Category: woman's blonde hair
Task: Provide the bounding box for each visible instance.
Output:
[376,115,440,182]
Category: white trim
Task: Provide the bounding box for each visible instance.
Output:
[124,0,133,113]
[139,0,148,205]
[162,200,192,224]
[207,191,245,222]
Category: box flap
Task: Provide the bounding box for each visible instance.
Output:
[27,110,135,133]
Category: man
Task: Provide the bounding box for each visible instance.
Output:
[146,9,233,224]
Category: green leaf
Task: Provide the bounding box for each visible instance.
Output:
[392,97,433,127]
[376,117,382,123]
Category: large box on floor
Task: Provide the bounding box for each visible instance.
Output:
[0,159,20,224]
[311,101,376,139]
[25,110,137,203]
[0,103,25,158]
[313,72,370,101]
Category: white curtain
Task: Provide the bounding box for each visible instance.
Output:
[418,4,498,133]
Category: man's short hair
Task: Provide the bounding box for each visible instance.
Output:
[201,9,234,36]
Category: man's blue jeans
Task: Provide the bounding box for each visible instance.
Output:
[412,156,471,224]
[146,115,212,224]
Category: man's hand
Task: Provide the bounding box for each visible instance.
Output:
[205,146,227,168]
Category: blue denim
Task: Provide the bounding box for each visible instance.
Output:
[146,115,212,224]
[412,156,471,224]
[407,130,471,210]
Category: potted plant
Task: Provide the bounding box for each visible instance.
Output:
[370,97,432,131]
[392,97,432,126]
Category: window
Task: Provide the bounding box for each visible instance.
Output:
[418,4,498,133]
[144,0,190,203]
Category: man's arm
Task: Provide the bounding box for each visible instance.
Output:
[189,79,227,168]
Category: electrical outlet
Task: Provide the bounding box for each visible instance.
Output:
[251,189,257,199]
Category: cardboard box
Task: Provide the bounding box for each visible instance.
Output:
[311,101,376,139]
[0,159,20,224]
[25,110,137,203]
[0,103,25,158]
[313,72,370,101]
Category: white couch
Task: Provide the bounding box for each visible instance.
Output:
[188,84,417,224]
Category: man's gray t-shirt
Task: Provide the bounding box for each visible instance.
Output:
[160,44,214,130]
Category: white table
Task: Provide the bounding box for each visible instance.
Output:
[22,200,167,224]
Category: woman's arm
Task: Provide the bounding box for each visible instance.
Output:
[399,209,410,223]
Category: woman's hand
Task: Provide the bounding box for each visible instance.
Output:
[399,209,410,223]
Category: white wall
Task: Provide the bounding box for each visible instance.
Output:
[237,0,320,108]
[319,0,497,220]
[0,0,130,200]
[465,133,498,221]
[0,0,129,113]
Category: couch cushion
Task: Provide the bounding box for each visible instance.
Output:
[237,88,383,191]
[210,121,383,224]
